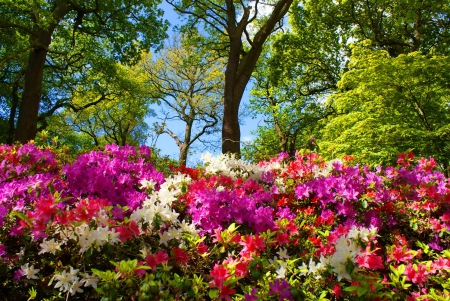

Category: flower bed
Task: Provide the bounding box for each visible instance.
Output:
[0,143,449,300]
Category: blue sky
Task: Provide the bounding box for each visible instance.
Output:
[146,2,264,166]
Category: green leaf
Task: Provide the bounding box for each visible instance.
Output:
[209,289,219,299]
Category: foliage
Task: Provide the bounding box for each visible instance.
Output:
[141,35,224,165]
[298,0,450,57]
[45,62,154,151]
[319,45,450,169]
[0,143,450,300]
[0,0,168,142]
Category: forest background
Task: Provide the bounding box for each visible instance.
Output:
[1,0,449,173]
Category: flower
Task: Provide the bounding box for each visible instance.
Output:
[20,263,40,280]
[38,238,61,255]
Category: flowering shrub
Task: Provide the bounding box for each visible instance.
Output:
[0,144,449,301]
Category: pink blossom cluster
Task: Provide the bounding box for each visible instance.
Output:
[0,143,164,227]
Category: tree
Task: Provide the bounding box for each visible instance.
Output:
[242,2,345,160]
[244,0,450,163]
[45,62,152,151]
[300,0,450,57]
[320,44,450,170]
[167,0,294,155]
[0,0,167,143]
[141,36,223,166]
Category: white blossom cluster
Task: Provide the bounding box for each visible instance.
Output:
[268,248,291,279]
[299,226,378,281]
[312,159,344,178]
[54,224,121,254]
[132,174,198,246]
[52,266,99,296]
[201,152,263,179]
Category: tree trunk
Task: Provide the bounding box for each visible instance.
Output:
[222,75,242,155]
[15,45,49,143]
[7,76,21,144]
[14,1,70,144]
[221,0,294,156]
[179,145,188,166]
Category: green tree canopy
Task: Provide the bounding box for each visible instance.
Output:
[167,0,294,155]
[45,62,153,151]
[0,0,167,143]
[319,44,450,170]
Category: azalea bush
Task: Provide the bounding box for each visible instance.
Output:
[0,143,449,300]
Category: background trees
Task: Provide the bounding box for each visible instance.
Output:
[167,0,294,155]
[141,36,224,166]
[45,62,152,151]
[0,0,167,143]
[320,45,450,169]
[1,0,450,171]
[243,0,450,172]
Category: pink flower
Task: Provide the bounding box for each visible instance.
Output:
[210,264,230,288]
[355,253,384,270]
[404,263,429,285]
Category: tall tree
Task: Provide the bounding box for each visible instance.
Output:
[167,0,294,155]
[0,0,167,143]
[141,36,223,166]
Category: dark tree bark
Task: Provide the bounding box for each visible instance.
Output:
[7,73,22,144]
[14,2,71,143]
[15,45,50,143]
[221,0,293,155]
[168,0,294,156]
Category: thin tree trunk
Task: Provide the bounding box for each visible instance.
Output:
[7,76,21,144]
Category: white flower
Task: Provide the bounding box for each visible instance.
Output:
[140,179,157,190]
[54,270,72,292]
[347,227,360,240]
[216,185,226,192]
[308,258,321,274]
[20,263,40,279]
[277,248,290,260]
[275,261,288,278]
[69,279,83,295]
[53,266,79,292]
[179,220,198,235]
[38,238,62,255]
[81,273,99,289]
[331,261,351,281]
[298,262,308,276]
[108,228,121,245]
[166,227,181,240]
[159,230,172,246]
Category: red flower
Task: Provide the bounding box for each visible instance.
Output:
[332,283,343,298]
[234,261,248,277]
[276,232,290,246]
[218,285,236,301]
[172,247,189,265]
[404,263,429,284]
[355,253,384,270]
[196,241,209,254]
[34,195,57,223]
